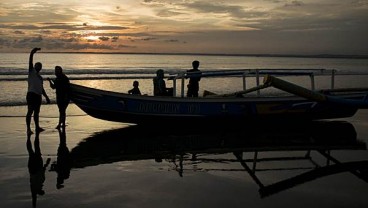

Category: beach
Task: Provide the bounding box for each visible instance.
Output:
[0,103,368,208]
[1,53,368,207]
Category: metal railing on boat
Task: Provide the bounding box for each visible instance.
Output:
[168,69,337,97]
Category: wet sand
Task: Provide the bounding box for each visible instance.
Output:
[1,105,368,208]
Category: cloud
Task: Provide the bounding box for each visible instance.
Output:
[164,39,180,43]
[0,23,129,31]
[284,1,304,7]
[111,36,119,42]
[0,0,367,55]
[98,36,110,41]
[117,44,136,48]
[13,30,25,34]
[141,37,157,41]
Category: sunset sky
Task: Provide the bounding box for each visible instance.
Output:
[1,0,367,55]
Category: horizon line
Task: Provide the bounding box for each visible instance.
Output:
[2,51,368,59]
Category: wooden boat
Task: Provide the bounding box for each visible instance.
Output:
[69,69,368,125]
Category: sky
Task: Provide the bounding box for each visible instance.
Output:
[0,0,368,55]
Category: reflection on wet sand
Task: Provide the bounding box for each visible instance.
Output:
[70,121,368,198]
[27,132,50,208]
[49,128,72,189]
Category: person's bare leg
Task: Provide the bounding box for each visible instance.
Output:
[26,107,33,135]
[34,105,44,132]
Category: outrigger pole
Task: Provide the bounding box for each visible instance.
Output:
[263,75,368,109]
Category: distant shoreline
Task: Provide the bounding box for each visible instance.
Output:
[2,51,368,59]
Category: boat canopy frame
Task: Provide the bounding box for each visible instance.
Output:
[168,69,337,98]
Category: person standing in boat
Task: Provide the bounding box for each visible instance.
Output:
[128,80,142,95]
[153,69,169,96]
[48,66,70,129]
[26,48,51,135]
[186,60,202,97]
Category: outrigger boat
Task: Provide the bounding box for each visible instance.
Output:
[69,69,368,125]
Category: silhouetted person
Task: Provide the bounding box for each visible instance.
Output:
[128,80,141,95]
[49,128,71,189]
[48,66,70,129]
[153,69,169,96]
[27,131,50,208]
[186,60,202,97]
[26,48,50,135]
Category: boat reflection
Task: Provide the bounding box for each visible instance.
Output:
[70,121,368,198]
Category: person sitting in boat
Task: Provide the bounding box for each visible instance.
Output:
[186,60,202,97]
[153,69,170,96]
[128,80,141,95]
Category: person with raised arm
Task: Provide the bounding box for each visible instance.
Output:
[26,48,50,135]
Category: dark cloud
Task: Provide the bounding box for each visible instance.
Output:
[284,0,304,7]
[31,36,43,42]
[81,25,130,30]
[13,30,25,34]
[99,36,110,41]
[186,1,239,13]
[0,38,11,46]
[111,36,119,42]
[118,44,136,48]
[164,39,179,42]
[61,38,79,42]
[0,23,129,31]
[142,37,157,41]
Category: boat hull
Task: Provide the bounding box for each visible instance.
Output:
[69,83,360,125]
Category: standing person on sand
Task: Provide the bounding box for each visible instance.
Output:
[26,48,50,135]
[186,60,202,97]
[48,66,70,129]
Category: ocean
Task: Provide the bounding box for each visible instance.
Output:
[1,53,368,108]
[1,53,368,207]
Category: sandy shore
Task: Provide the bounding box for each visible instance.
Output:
[1,105,368,208]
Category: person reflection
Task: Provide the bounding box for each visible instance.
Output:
[27,131,50,208]
[50,127,71,189]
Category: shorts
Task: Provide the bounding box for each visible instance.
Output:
[26,92,42,109]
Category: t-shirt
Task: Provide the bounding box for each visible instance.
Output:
[28,69,44,95]
[187,69,201,87]
[153,77,167,96]
[54,74,70,98]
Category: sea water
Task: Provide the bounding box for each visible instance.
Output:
[0,53,368,112]
[1,53,368,208]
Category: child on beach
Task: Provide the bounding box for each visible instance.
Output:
[48,66,70,129]
[26,48,51,135]
[128,80,141,95]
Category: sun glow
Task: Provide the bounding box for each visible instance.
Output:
[85,36,100,41]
